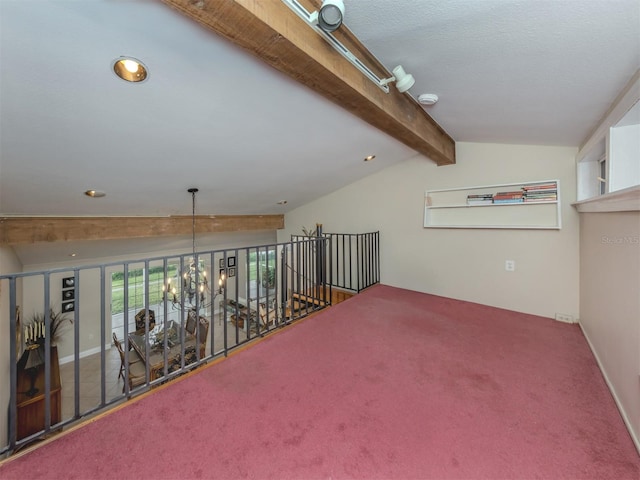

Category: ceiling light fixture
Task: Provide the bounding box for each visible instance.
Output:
[277,200,288,205]
[315,0,345,32]
[84,190,106,198]
[380,65,415,93]
[281,0,412,94]
[162,188,222,310]
[364,155,376,162]
[112,56,148,83]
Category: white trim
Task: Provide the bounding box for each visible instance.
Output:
[579,322,640,455]
[572,185,640,213]
[424,179,561,229]
[59,343,112,365]
[424,179,559,194]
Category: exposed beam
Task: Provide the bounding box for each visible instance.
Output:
[0,215,284,246]
[161,0,455,166]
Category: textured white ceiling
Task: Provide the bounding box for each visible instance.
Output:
[346,0,640,145]
[0,0,638,222]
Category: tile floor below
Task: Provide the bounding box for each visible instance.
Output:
[58,314,251,422]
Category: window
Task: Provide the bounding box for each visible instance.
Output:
[598,155,607,196]
[110,264,178,340]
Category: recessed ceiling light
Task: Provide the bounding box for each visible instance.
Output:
[364,155,376,162]
[69,253,77,257]
[84,190,106,198]
[112,56,148,83]
[277,200,288,205]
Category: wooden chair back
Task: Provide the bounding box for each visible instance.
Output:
[185,311,197,335]
[258,303,276,329]
[198,318,209,345]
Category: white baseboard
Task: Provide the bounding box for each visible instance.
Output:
[59,343,112,365]
[579,322,640,455]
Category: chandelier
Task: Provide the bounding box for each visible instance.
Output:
[162,188,223,310]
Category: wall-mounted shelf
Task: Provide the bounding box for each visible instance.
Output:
[572,184,640,213]
[424,180,561,229]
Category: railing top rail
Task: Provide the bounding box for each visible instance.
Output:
[322,231,380,235]
[291,231,379,237]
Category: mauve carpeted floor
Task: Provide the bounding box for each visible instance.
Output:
[1,284,638,479]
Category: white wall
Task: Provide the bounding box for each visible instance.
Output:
[20,268,103,362]
[578,211,640,451]
[279,142,580,319]
[0,245,24,451]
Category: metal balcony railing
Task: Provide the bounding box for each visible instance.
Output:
[0,236,339,455]
[292,230,380,293]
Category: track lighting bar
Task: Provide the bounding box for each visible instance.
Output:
[281,0,392,93]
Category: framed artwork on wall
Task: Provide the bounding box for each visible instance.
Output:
[62,301,75,313]
[227,256,236,268]
[228,267,236,278]
[62,277,75,289]
[62,289,75,301]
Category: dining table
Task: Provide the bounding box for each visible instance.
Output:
[128,320,200,381]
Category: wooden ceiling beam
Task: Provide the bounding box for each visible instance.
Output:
[161,0,455,166]
[0,215,284,246]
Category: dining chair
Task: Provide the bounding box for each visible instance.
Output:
[134,309,155,334]
[112,332,142,381]
[258,303,276,331]
[185,311,197,336]
[124,361,147,393]
[197,318,209,358]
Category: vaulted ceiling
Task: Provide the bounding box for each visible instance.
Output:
[1,0,638,262]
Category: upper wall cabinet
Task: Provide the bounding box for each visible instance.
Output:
[576,71,640,203]
[424,180,561,229]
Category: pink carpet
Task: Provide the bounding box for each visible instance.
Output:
[2,284,638,479]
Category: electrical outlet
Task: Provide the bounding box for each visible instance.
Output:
[505,260,515,271]
[555,313,574,323]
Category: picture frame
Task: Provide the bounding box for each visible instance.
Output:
[227,256,236,268]
[62,301,75,313]
[228,267,236,278]
[62,289,75,301]
[62,277,75,289]
[219,268,226,279]
[219,258,225,268]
